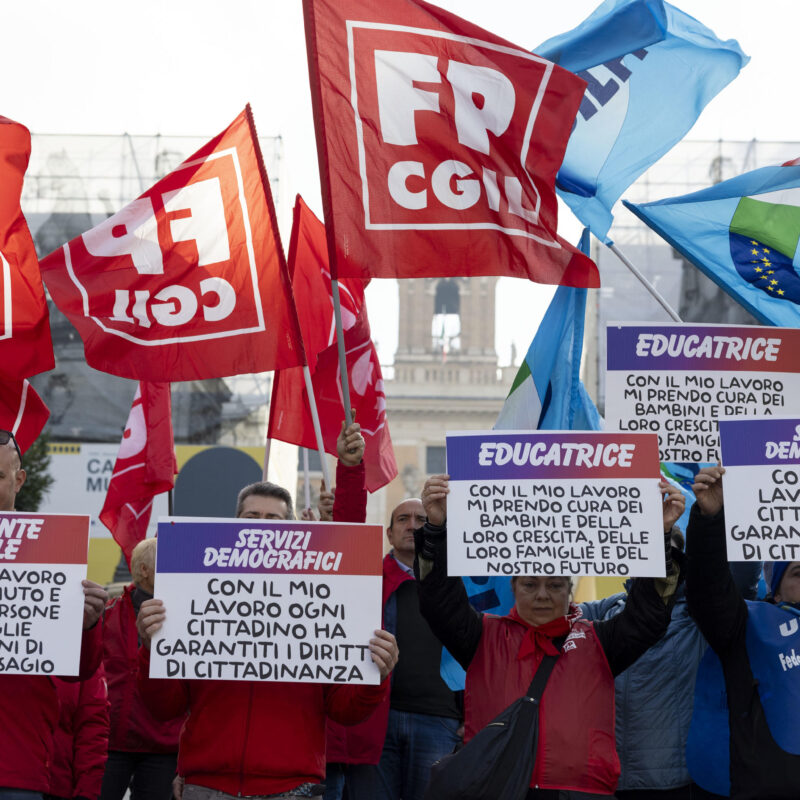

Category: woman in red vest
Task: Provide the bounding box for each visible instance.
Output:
[415,475,684,800]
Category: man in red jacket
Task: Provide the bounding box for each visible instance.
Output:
[50,669,110,800]
[136,423,398,799]
[0,432,108,797]
[101,538,185,800]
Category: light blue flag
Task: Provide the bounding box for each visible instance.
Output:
[624,161,800,325]
[536,0,748,242]
[495,231,602,432]
[439,232,601,690]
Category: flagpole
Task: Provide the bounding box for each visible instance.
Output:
[331,279,354,428]
[302,364,332,490]
[606,242,683,322]
[302,447,312,513]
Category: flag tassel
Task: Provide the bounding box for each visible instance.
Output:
[607,242,682,322]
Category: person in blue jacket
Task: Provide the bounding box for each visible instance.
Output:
[684,465,800,800]
[581,525,760,800]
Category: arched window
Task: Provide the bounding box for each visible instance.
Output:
[432,279,460,355]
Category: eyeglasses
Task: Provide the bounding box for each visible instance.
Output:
[0,430,22,465]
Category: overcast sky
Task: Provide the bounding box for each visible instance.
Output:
[6,0,796,366]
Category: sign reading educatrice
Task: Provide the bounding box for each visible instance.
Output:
[605,323,800,463]
[719,418,800,562]
[151,518,383,683]
[0,513,89,675]
[445,431,664,578]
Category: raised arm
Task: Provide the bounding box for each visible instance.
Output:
[332,419,367,523]
[685,465,747,653]
[413,475,483,670]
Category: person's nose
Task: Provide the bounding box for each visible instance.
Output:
[533,582,550,601]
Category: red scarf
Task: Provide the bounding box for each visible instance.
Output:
[509,605,573,659]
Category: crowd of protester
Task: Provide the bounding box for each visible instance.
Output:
[0,426,798,800]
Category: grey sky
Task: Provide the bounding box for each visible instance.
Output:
[6,0,795,365]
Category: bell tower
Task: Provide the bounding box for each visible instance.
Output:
[380,276,513,517]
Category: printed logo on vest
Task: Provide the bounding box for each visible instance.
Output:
[563,628,587,651]
[778,648,800,671]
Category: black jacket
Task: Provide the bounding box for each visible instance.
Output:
[414,522,678,678]
[685,503,800,800]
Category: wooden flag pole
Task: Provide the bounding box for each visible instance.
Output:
[331,279,354,429]
[302,364,332,490]
[606,242,683,322]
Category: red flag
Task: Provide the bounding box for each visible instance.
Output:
[0,117,55,378]
[303,0,598,287]
[268,197,397,492]
[100,382,176,566]
[40,106,304,381]
[0,379,49,455]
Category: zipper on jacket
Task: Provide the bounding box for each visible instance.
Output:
[238,683,255,794]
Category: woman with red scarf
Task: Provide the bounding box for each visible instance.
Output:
[415,475,684,800]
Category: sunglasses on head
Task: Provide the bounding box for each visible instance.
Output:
[0,430,22,464]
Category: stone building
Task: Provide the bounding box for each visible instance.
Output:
[365,276,516,526]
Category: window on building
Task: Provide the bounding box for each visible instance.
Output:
[432,279,461,355]
[426,445,446,474]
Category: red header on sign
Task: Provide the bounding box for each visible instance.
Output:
[0,513,90,564]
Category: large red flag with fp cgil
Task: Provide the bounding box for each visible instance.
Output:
[268,196,397,492]
[40,106,304,381]
[303,0,598,286]
[0,117,55,379]
[100,382,176,566]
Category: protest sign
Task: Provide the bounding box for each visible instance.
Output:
[719,417,800,562]
[0,512,89,675]
[445,430,664,577]
[605,323,800,463]
[151,517,383,683]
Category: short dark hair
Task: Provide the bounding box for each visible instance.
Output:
[235,482,294,519]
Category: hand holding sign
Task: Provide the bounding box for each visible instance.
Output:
[369,629,399,681]
[82,580,108,629]
[660,480,686,534]
[137,598,166,648]
[692,466,726,518]
[423,474,450,526]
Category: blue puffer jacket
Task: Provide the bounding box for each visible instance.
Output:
[581,562,761,792]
